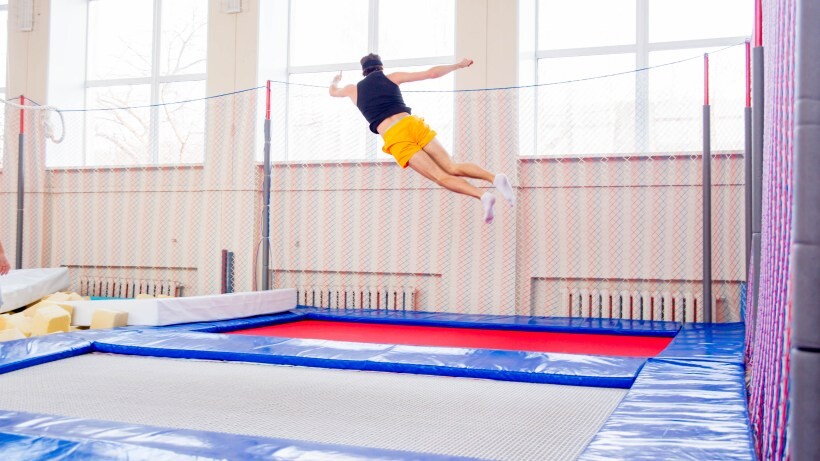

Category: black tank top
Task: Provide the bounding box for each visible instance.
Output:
[356,71,412,134]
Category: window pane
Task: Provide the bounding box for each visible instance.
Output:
[538,0,635,50]
[0,92,4,168]
[289,0,368,67]
[649,0,752,42]
[158,81,206,164]
[160,0,208,76]
[648,46,744,153]
[88,0,154,79]
[379,0,454,60]
[536,54,636,156]
[287,71,368,161]
[86,85,152,165]
[0,10,7,88]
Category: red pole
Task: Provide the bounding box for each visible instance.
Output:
[704,54,710,106]
[754,0,763,47]
[19,95,25,134]
[745,40,752,108]
[265,80,271,121]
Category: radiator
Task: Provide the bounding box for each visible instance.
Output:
[297,286,416,311]
[560,287,700,322]
[79,276,182,299]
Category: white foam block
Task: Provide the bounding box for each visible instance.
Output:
[0,268,71,314]
[68,289,297,327]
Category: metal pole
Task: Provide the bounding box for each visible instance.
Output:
[744,41,753,280]
[702,54,712,323]
[15,96,25,270]
[261,81,272,290]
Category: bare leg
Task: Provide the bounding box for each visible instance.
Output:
[422,138,495,183]
[408,150,496,223]
[423,137,516,207]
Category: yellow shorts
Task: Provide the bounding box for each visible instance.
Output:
[381,115,437,168]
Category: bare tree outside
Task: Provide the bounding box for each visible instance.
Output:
[87,0,207,166]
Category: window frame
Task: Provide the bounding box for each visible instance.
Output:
[530,0,748,157]
[284,0,456,162]
[83,0,207,166]
[0,2,8,168]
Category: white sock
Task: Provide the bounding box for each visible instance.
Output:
[493,173,516,207]
[481,192,496,224]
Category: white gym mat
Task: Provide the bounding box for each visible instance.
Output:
[67,288,296,326]
[0,267,71,313]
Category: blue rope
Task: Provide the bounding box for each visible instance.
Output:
[23,41,745,111]
[24,86,266,113]
[269,41,746,93]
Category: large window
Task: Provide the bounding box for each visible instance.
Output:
[284,0,455,162]
[0,1,8,168]
[529,0,750,157]
[49,0,207,167]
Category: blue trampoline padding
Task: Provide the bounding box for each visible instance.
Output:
[0,411,472,461]
[292,307,680,337]
[578,358,755,461]
[0,334,93,375]
[656,322,745,364]
[91,329,645,388]
[156,310,308,333]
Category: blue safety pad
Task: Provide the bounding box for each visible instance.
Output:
[0,410,472,461]
[578,358,755,461]
[155,310,308,333]
[0,334,93,375]
[90,329,645,388]
[294,307,680,337]
[656,322,745,364]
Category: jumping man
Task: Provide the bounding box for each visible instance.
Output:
[329,54,515,224]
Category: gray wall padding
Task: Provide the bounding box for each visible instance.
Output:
[792,349,820,461]
[793,0,820,349]
[792,0,820,459]
[792,244,820,349]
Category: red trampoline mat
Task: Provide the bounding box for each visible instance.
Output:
[227,320,673,357]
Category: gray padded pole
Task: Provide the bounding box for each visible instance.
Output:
[262,118,272,291]
[702,104,712,323]
[15,132,24,269]
[744,107,752,279]
[751,46,764,325]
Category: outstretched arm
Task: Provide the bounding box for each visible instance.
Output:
[388,58,474,85]
[329,72,355,100]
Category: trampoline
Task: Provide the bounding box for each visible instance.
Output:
[0,303,755,460]
[226,319,674,357]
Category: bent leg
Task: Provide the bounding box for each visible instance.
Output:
[408,150,483,199]
[423,137,516,207]
[408,150,496,223]
[421,137,495,183]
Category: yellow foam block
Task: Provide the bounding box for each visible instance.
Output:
[66,292,84,301]
[24,301,74,318]
[44,292,72,303]
[0,328,26,342]
[90,309,129,329]
[32,305,72,336]
[7,314,33,337]
[135,294,155,299]
[50,302,75,318]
